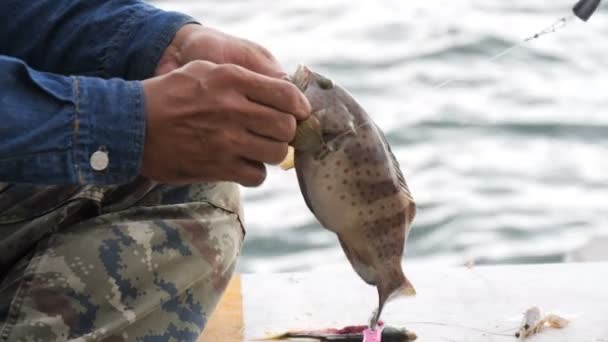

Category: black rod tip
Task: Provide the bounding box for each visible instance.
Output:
[573,0,602,21]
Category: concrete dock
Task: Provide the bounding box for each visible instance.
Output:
[200,262,608,341]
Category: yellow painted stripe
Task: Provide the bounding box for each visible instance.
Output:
[198,275,244,342]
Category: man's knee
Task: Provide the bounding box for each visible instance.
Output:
[0,183,244,341]
[136,181,243,219]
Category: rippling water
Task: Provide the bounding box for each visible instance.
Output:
[154,0,608,273]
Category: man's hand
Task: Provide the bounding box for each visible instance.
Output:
[155,24,283,78]
[141,61,310,186]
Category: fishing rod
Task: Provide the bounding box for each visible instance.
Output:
[431,0,602,92]
[573,0,602,21]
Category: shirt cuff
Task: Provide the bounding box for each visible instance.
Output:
[71,75,146,184]
[119,5,200,80]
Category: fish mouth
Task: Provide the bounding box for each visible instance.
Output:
[290,64,312,91]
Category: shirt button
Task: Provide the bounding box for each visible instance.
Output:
[90,149,109,171]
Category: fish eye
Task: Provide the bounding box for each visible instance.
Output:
[317,77,334,90]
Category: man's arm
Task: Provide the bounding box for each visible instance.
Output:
[0,0,199,185]
[0,0,197,80]
[0,55,145,184]
[0,1,312,187]
[0,55,311,187]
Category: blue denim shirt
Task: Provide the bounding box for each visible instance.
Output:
[0,0,197,185]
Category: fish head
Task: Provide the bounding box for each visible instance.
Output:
[290,65,365,153]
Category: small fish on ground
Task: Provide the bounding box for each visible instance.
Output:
[282,65,418,328]
[515,306,569,340]
[258,323,417,342]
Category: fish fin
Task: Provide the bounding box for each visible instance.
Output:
[372,123,414,202]
[295,161,316,215]
[279,146,295,170]
[337,234,376,286]
[546,314,569,328]
[399,276,417,297]
[373,123,417,224]
[255,331,331,340]
[252,333,289,340]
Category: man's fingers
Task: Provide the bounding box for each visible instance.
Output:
[235,100,297,143]
[240,41,286,78]
[232,159,267,187]
[236,132,289,165]
[235,68,311,120]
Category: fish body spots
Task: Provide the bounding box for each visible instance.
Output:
[350,179,399,205]
[359,209,407,258]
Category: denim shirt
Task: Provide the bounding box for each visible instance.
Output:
[0,0,197,185]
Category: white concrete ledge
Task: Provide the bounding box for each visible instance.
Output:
[241,262,608,341]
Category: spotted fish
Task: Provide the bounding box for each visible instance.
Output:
[282,65,417,327]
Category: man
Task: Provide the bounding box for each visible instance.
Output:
[0,0,310,340]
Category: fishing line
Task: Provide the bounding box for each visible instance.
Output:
[428,0,601,92]
[431,16,575,91]
[431,17,574,90]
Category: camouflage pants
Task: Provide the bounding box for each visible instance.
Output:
[0,178,244,341]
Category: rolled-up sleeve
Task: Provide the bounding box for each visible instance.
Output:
[0,1,200,185]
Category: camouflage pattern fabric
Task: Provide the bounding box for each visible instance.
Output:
[0,178,244,341]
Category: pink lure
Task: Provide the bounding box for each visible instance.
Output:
[362,327,383,342]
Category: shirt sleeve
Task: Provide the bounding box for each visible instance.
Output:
[0,0,199,80]
[0,1,200,185]
[0,55,145,185]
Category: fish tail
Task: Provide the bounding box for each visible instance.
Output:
[398,273,417,297]
[372,269,416,328]
[252,333,289,340]
[378,268,416,305]
[253,332,309,341]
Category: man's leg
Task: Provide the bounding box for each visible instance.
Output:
[0,181,244,341]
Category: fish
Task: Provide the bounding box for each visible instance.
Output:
[259,324,417,342]
[515,306,569,340]
[283,65,417,328]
